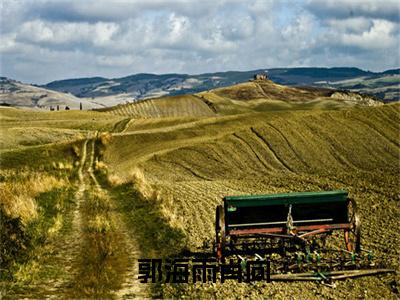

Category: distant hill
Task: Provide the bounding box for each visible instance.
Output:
[0,77,103,109]
[1,67,398,110]
[42,67,399,103]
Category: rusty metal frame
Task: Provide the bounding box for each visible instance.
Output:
[228,223,351,237]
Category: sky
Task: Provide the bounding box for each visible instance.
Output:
[0,0,399,84]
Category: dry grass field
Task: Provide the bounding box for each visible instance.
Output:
[0,81,399,299]
[102,79,382,118]
[104,102,400,299]
[99,94,216,118]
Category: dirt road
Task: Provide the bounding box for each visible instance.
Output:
[3,133,148,299]
[68,133,148,298]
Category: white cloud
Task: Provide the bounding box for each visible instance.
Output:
[16,20,119,47]
[340,19,398,49]
[95,54,137,67]
[281,14,316,49]
[1,0,399,83]
[326,17,373,34]
[0,33,18,54]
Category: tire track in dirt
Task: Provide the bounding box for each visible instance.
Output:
[265,122,310,169]
[352,116,400,148]
[232,132,273,172]
[157,157,212,181]
[61,137,89,271]
[6,137,93,299]
[88,134,100,189]
[55,134,98,298]
[250,126,295,173]
[301,120,359,171]
[75,137,89,228]
[111,118,133,133]
[83,134,149,299]
[327,114,399,165]
[30,132,150,299]
[35,137,91,298]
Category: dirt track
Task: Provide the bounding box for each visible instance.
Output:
[70,134,148,298]
[3,135,149,299]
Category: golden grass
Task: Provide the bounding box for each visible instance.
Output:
[100,80,382,119]
[104,104,399,178]
[0,127,84,152]
[0,90,398,299]
[0,171,68,224]
[101,95,215,118]
[99,131,112,146]
[103,103,398,299]
[102,104,400,253]
[0,107,125,140]
[128,167,157,199]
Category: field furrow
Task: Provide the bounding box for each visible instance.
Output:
[250,126,295,173]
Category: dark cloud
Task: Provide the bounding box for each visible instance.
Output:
[27,0,230,23]
[306,0,400,23]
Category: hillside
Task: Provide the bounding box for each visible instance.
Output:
[314,74,400,103]
[0,97,399,299]
[104,103,400,298]
[101,79,381,118]
[98,94,216,118]
[42,67,399,102]
[2,68,397,110]
[0,77,103,110]
[105,103,399,182]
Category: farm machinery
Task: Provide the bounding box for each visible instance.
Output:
[214,190,396,282]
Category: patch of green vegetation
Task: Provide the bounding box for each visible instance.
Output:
[98,175,187,258]
[1,187,75,283]
[0,142,78,171]
[0,212,30,280]
[70,187,126,298]
[111,117,131,133]
[96,176,187,299]
[27,187,75,242]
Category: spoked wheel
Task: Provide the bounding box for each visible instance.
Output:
[344,198,361,253]
[215,205,226,261]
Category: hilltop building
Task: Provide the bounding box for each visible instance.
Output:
[253,73,268,80]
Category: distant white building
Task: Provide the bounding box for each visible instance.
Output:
[253,73,268,80]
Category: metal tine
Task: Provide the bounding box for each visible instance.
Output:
[255,253,264,260]
[341,249,356,255]
[320,282,337,288]
[271,269,396,282]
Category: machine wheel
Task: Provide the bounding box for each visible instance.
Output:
[215,205,226,261]
[344,198,361,253]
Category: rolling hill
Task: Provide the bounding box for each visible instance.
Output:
[0,76,398,299]
[2,68,397,110]
[100,78,381,118]
[103,102,400,299]
[0,77,102,110]
[43,67,399,102]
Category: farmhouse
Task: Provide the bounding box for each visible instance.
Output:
[253,73,268,80]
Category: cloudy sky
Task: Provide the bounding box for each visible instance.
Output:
[1,0,399,84]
